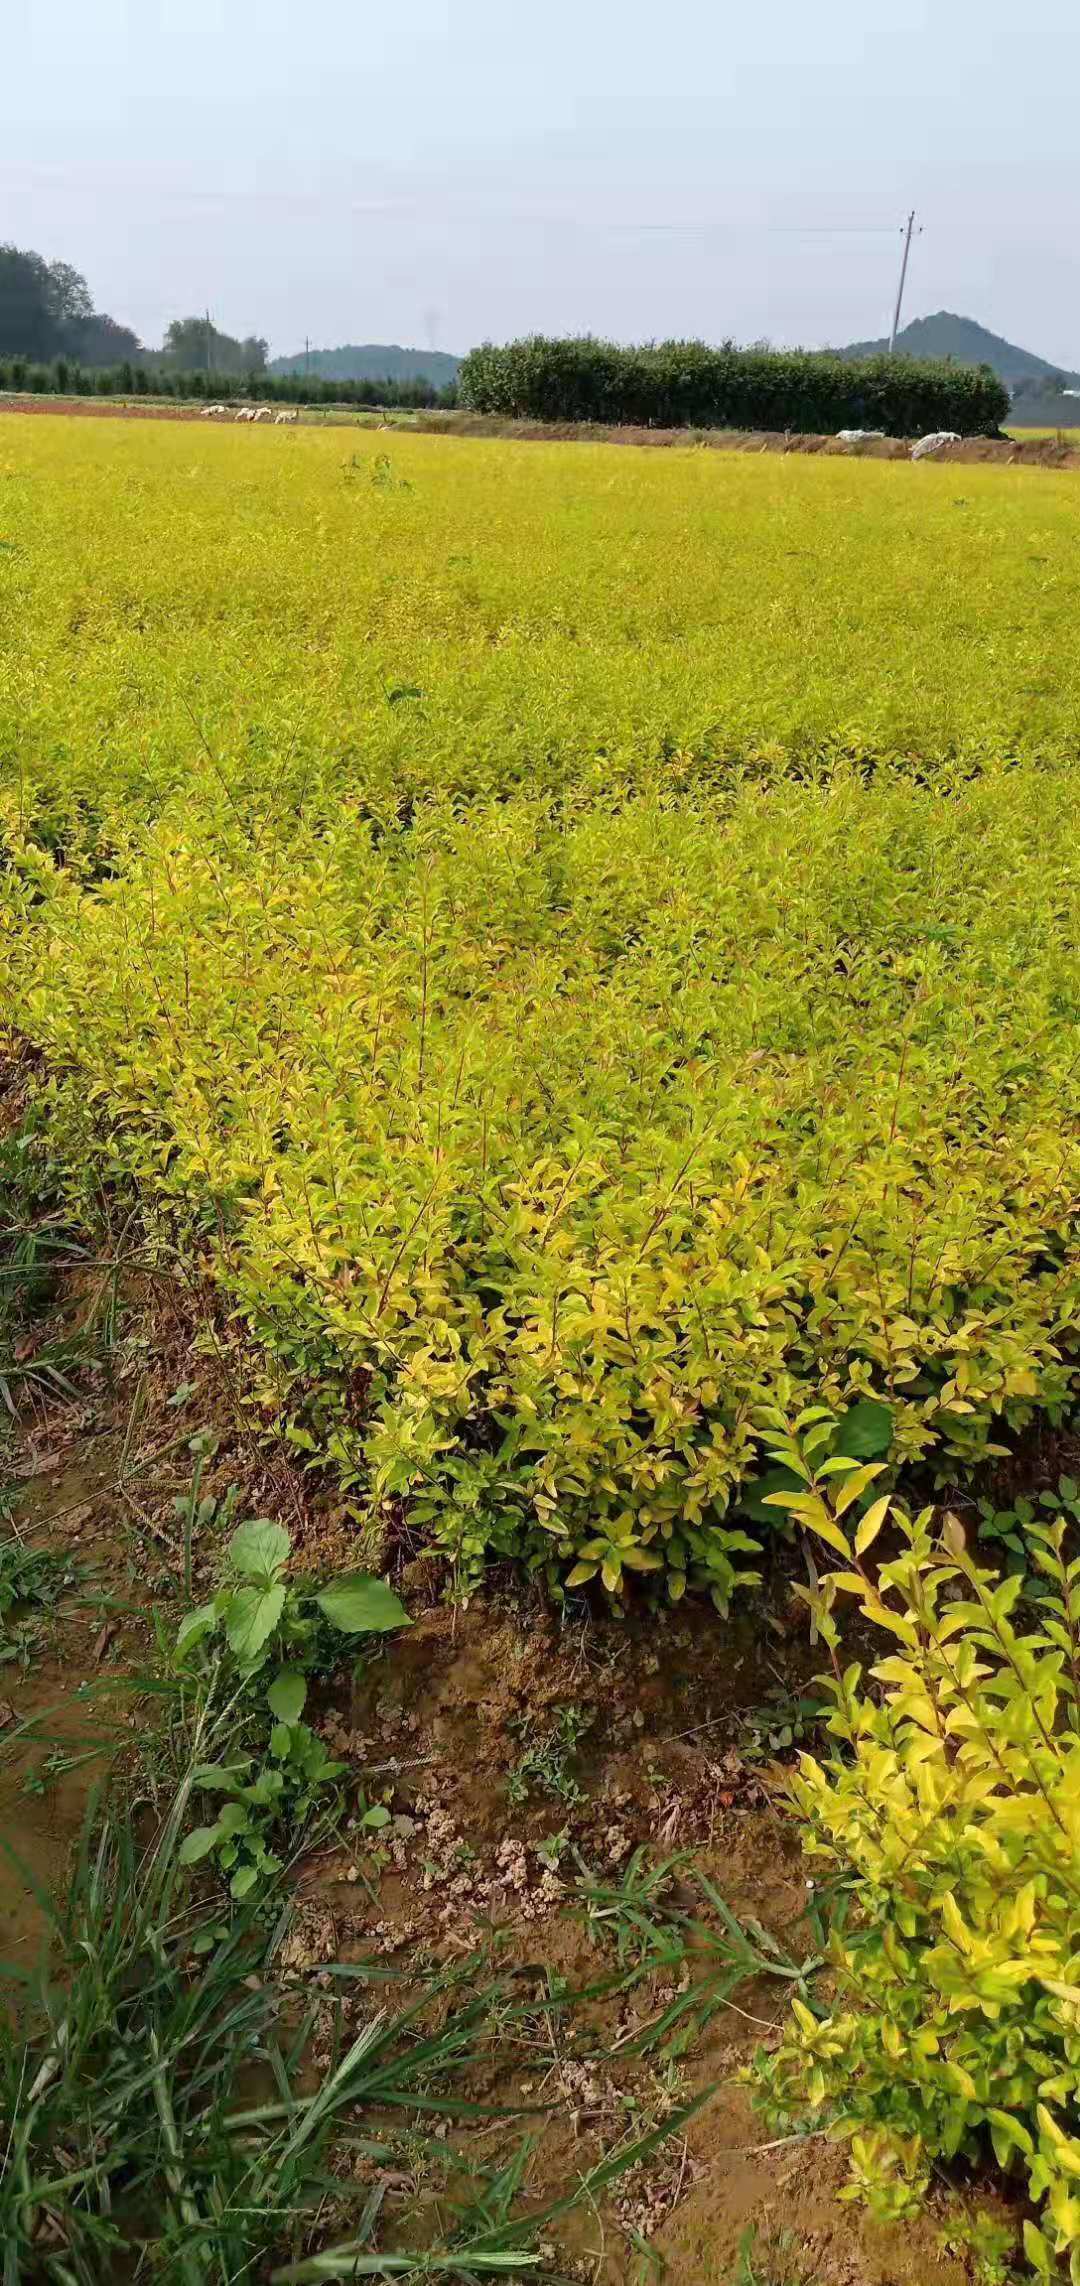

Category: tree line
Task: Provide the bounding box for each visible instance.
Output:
[0,353,456,409]
[0,244,142,369]
[0,242,457,405]
[0,242,267,378]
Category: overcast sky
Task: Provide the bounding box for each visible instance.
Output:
[5,0,1078,365]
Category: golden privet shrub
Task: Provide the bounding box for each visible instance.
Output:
[755,1473,1080,2281]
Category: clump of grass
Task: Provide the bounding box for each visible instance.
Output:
[0,1532,76,1669]
[0,1162,119,1421]
[575,1848,820,2061]
[506,1703,593,1808]
[1,1732,710,2282]
[731,2227,820,2285]
[1,1777,512,2280]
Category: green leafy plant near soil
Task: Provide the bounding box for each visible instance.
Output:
[741,1684,827,1765]
[0,1531,72,1665]
[729,2228,820,2286]
[173,1516,409,1901]
[751,1453,1080,2282]
[975,1472,1080,1577]
[576,1848,819,2062]
[506,1703,593,1808]
[940,2210,1025,2285]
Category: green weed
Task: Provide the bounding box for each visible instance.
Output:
[939,2210,1023,2285]
[19,1742,105,1798]
[741,1685,827,1766]
[0,1532,75,1668]
[506,1704,593,1808]
[975,1470,1080,1579]
[731,2226,819,2285]
[575,1848,819,2060]
[170,1515,408,1903]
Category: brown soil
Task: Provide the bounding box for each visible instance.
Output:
[290,1594,991,2285]
[1,391,1077,469]
[1,395,213,422]
[415,409,1080,470]
[0,1431,148,1965]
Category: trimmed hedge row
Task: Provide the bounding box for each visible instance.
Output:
[457,336,1008,438]
[0,355,457,410]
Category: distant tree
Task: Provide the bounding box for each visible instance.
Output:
[162,317,267,375]
[45,259,94,327]
[67,311,141,366]
[0,243,55,358]
[162,317,213,371]
[0,241,143,366]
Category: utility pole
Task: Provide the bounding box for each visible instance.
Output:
[205,308,212,374]
[304,335,310,376]
[889,211,918,354]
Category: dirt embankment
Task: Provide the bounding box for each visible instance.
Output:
[2,391,1078,467]
[1,394,214,423]
[416,410,1080,468]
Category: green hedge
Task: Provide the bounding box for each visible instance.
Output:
[457,337,1008,438]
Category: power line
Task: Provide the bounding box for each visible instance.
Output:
[0,164,907,238]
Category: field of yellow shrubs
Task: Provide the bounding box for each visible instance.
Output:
[10,413,1080,2271]
[3,416,1080,1603]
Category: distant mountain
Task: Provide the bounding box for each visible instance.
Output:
[836,311,1080,427]
[837,310,1079,390]
[268,343,460,384]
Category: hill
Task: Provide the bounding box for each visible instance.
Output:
[268,342,460,384]
[836,311,1080,428]
[837,311,1078,389]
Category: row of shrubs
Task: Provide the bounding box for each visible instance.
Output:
[0,355,458,410]
[458,335,1008,437]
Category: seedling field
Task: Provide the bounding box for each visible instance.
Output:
[4,414,1080,2281]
